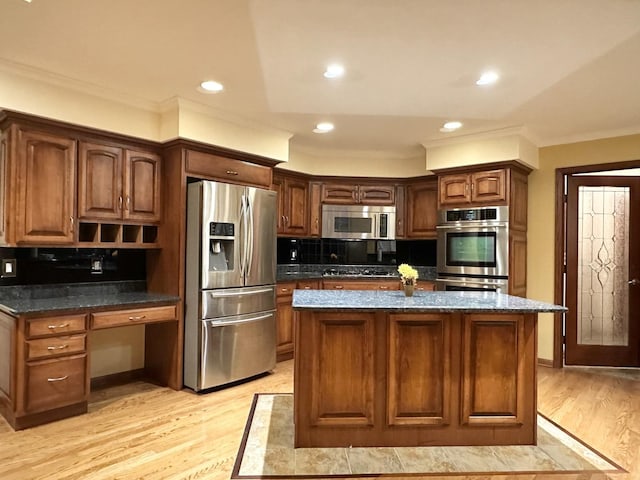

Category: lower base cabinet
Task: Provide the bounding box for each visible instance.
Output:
[0,303,177,430]
[294,310,536,447]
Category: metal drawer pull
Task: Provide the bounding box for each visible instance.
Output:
[47,344,69,351]
[47,323,70,329]
[128,315,147,321]
[47,375,68,382]
[379,286,389,290]
[335,285,344,289]
[226,170,239,176]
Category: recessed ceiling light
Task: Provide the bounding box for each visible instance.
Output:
[476,71,499,86]
[323,64,345,79]
[313,122,334,133]
[440,121,463,133]
[198,80,224,93]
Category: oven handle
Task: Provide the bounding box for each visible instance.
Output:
[436,222,508,230]
[436,277,507,287]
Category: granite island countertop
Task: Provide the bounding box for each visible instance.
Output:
[0,280,180,315]
[292,289,566,313]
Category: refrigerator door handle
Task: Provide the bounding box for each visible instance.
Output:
[205,312,274,327]
[239,193,248,277]
[247,195,254,278]
[205,287,274,297]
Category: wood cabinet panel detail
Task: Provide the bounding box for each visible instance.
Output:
[185,149,272,188]
[26,314,87,338]
[77,142,123,220]
[461,314,526,425]
[124,150,161,223]
[322,279,401,291]
[15,128,77,245]
[23,354,88,414]
[322,183,394,205]
[406,180,438,238]
[308,182,322,237]
[470,169,507,204]
[91,305,177,329]
[276,282,296,359]
[274,173,309,236]
[387,314,450,425]
[438,168,509,207]
[26,334,86,360]
[309,313,375,426]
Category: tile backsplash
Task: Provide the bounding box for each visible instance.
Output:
[0,248,146,286]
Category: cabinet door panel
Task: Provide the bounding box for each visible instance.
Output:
[284,178,308,235]
[388,314,450,425]
[321,183,358,204]
[461,314,526,425]
[471,169,506,204]
[358,185,395,205]
[124,150,161,223]
[406,181,438,238]
[438,174,471,206]
[16,129,76,244]
[309,313,375,426]
[78,142,122,220]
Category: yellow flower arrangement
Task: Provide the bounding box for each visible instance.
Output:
[397,263,418,285]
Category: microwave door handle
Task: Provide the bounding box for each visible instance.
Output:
[373,214,379,238]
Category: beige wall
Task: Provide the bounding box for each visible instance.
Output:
[284,146,429,177]
[528,133,640,361]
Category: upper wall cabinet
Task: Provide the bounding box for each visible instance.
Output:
[321,183,395,205]
[0,125,77,245]
[405,179,438,238]
[273,172,309,236]
[78,143,161,224]
[438,169,507,207]
[184,149,272,189]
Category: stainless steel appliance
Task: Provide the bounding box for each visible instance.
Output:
[322,204,396,240]
[184,180,277,391]
[436,205,509,293]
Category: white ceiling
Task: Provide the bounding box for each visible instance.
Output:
[1,0,640,157]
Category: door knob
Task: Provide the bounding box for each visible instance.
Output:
[629,278,639,286]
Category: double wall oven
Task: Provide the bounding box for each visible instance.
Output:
[435,206,509,293]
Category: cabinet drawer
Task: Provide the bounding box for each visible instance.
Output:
[277,282,296,297]
[26,334,86,360]
[26,314,87,338]
[185,150,272,188]
[91,305,177,329]
[24,354,88,413]
[297,280,320,290]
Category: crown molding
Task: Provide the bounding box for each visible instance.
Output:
[421,125,540,149]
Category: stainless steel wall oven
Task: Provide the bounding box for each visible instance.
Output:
[436,206,509,292]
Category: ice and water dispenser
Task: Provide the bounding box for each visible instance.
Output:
[208,222,235,272]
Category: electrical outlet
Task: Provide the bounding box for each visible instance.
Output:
[1,259,16,278]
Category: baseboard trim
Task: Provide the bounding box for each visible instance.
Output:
[91,368,146,390]
[538,358,554,367]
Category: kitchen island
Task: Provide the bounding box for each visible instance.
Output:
[292,289,565,448]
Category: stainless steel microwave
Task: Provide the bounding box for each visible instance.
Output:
[322,204,396,240]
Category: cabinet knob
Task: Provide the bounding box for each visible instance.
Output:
[69,216,74,232]
[125,195,131,211]
[118,195,123,211]
[226,170,239,176]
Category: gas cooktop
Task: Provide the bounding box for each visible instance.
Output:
[322,268,397,277]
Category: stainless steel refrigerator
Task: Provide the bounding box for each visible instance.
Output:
[184,180,277,391]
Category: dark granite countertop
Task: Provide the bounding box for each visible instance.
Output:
[292,289,567,313]
[0,281,180,315]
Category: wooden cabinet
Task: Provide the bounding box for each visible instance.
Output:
[294,310,537,447]
[0,302,178,430]
[322,183,395,205]
[0,126,77,245]
[405,179,438,238]
[0,312,90,430]
[184,149,272,188]
[78,142,161,224]
[276,280,320,361]
[308,182,322,237]
[273,173,309,236]
[438,168,507,207]
[276,282,296,361]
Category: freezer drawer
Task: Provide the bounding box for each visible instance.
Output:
[200,285,275,319]
[198,310,276,391]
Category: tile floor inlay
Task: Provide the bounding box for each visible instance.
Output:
[232,393,626,479]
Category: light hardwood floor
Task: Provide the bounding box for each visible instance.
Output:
[0,361,637,480]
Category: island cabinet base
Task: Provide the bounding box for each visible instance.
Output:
[293,311,537,447]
